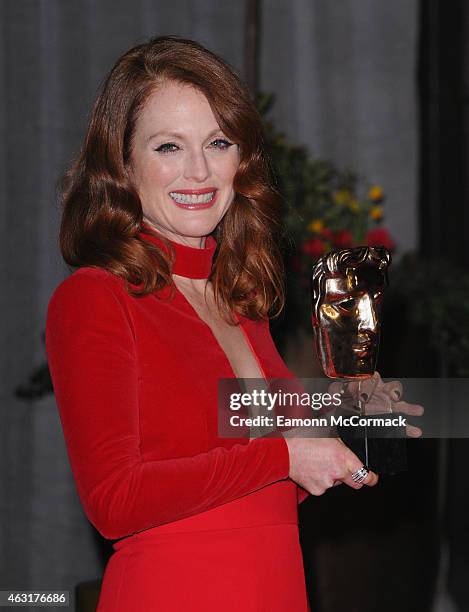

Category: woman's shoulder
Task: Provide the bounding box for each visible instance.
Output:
[47,266,130,317]
[45,267,138,354]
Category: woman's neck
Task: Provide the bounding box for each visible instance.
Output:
[142,217,207,249]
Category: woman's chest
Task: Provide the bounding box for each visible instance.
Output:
[128,292,292,458]
[173,278,266,379]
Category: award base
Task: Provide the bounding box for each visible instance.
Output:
[338,412,407,475]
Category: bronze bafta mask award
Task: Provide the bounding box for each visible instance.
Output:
[311,246,406,474]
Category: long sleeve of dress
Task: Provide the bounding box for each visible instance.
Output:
[45,270,290,540]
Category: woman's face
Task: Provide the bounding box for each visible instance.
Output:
[129,80,240,247]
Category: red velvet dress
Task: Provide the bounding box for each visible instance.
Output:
[45,227,310,611]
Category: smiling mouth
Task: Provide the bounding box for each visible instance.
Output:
[169,189,218,209]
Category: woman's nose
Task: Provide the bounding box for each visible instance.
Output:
[183,149,210,182]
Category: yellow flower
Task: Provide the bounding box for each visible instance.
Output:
[368,185,384,202]
[333,189,351,205]
[348,199,360,214]
[307,219,324,233]
[370,205,383,220]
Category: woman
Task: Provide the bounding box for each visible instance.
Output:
[46,36,380,611]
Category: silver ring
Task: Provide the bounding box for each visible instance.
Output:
[351,466,369,484]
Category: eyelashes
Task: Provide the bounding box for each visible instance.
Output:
[210,139,235,150]
[154,139,235,155]
[154,143,179,154]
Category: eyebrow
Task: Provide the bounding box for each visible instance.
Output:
[146,128,225,143]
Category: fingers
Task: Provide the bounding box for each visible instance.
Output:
[294,439,380,496]
[342,472,364,490]
[393,400,424,416]
[341,466,379,490]
[393,400,424,437]
[332,372,390,406]
[341,373,379,401]
[343,447,379,489]
[381,380,403,401]
[357,372,381,402]
[356,375,400,405]
[406,424,422,438]
[328,381,345,396]
[328,373,379,399]
[335,375,425,421]
[363,470,379,487]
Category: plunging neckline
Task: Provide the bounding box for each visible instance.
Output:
[138,224,268,382]
[173,282,268,382]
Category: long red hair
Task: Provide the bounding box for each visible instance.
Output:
[60,35,285,322]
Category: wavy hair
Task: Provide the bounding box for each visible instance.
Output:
[59,35,285,322]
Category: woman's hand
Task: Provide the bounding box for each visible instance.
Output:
[282,434,378,495]
[330,372,424,438]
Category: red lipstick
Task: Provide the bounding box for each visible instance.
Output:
[173,187,215,194]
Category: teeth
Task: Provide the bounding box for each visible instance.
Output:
[169,191,215,204]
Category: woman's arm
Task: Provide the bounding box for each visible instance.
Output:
[45,271,290,540]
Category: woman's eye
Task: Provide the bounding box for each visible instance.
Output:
[155,143,180,154]
[209,139,234,150]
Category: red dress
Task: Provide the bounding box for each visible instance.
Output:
[45,227,310,611]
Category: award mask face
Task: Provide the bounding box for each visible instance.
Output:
[311,247,391,379]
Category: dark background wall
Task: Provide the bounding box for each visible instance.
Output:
[419,3,469,612]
